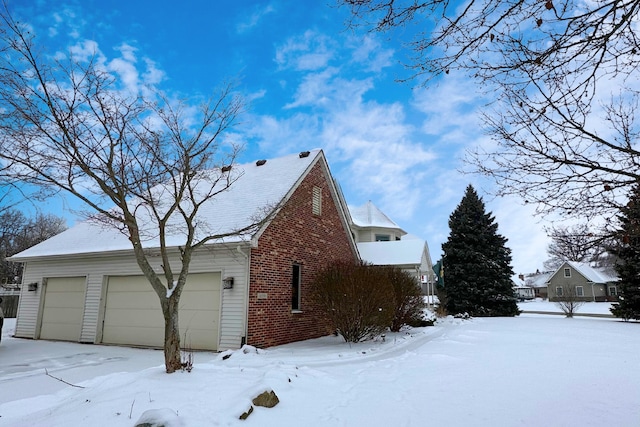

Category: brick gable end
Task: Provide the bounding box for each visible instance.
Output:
[247,161,356,348]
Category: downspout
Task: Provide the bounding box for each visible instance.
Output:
[237,245,250,347]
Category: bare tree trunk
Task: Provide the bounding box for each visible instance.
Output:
[162,296,182,373]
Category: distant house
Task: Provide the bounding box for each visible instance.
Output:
[547,261,619,302]
[349,201,435,295]
[512,275,535,301]
[524,270,553,299]
[9,150,358,351]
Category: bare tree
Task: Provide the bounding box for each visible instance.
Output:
[0,210,67,283]
[544,224,598,270]
[0,7,266,372]
[554,284,585,318]
[339,0,640,221]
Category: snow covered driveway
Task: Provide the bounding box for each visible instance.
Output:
[0,315,638,426]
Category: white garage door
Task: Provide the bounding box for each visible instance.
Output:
[40,277,86,341]
[102,272,221,350]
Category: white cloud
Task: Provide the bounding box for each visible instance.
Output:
[275,30,336,71]
[348,35,394,73]
[254,27,553,273]
[69,39,104,63]
[254,34,437,224]
[284,67,372,109]
[108,44,140,95]
[236,4,276,34]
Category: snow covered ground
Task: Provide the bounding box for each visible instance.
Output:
[0,302,638,426]
[518,298,615,315]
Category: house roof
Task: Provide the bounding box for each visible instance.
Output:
[357,239,426,267]
[349,201,405,233]
[11,149,326,260]
[563,261,619,283]
[524,271,553,288]
[512,275,527,288]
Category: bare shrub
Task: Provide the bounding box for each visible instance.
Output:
[381,266,426,332]
[555,284,585,318]
[313,261,394,342]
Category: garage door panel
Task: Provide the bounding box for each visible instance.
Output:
[180,294,220,310]
[104,308,163,328]
[42,307,84,324]
[103,273,221,350]
[41,292,84,309]
[106,292,162,310]
[103,326,165,347]
[40,277,86,341]
[180,311,216,328]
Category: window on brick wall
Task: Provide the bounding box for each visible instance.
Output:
[292,264,301,311]
[312,186,322,216]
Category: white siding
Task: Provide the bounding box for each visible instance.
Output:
[355,227,403,243]
[15,244,250,350]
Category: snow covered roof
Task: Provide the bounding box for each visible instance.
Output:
[357,239,426,266]
[349,201,404,232]
[512,275,527,288]
[525,271,553,288]
[564,261,619,283]
[11,149,325,260]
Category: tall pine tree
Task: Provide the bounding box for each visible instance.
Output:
[441,185,519,317]
[611,183,640,320]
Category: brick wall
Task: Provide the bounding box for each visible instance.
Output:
[247,160,357,348]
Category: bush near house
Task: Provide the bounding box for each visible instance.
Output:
[312,261,426,342]
[380,266,426,332]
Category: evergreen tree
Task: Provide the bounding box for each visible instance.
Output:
[441,185,519,317]
[610,183,640,321]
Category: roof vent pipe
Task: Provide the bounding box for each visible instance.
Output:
[299,151,310,158]
[256,159,267,166]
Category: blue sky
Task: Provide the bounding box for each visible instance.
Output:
[11,0,552,274]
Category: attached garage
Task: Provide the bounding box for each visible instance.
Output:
[102,272,221,350]
[40,276,86,341]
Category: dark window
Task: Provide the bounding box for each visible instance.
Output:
[375,234,390,242]
[564,268,571,277]
[556,286,564,297]
[292,264,301,311]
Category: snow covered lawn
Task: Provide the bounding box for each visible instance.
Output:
[518,298,615,315]
[1,313,638,426]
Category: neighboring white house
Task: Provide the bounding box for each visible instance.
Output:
[512,275,535,301]
[349,201,436,296]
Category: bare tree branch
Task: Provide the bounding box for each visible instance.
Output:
[0,6,261,373]
[338,0,640,221]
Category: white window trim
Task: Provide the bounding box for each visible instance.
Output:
[564,268,571,278]
[576,286,584,297]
